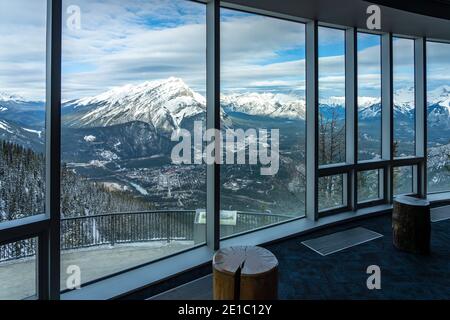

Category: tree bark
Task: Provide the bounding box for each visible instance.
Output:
[213,246,278,300]
[392,195,430,255]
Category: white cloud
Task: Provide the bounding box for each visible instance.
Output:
[0,0,449,101]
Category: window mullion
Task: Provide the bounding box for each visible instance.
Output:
[345,27,357,210]
[306,20,319,220]
[206,0,220,250]
[381,32,393,203]
[45,0,62,300]
[414,37,427,197]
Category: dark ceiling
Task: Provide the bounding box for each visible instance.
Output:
[225,0,450,41]
[369,0,450,21]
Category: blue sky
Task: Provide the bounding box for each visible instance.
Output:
[0,0,448,101]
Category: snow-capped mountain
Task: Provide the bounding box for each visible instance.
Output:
[0,91,25,102]
[63,77,207,134]
[221,92,306,120]
[2,78,450,140]
[357,88,418,120]
[319,96,346,108]
[427,86,450,129]
[428,85,450,107]
[0,119,44,152]
[0,93,45,127]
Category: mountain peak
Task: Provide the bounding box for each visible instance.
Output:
[63,77,206,131]
[428,85,450,108]
[0,91,25,102]
[73,77,202,107]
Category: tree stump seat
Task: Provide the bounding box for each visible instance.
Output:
[212,246,278,300]
[392,195,430,255]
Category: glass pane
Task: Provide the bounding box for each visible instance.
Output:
[0,238,37,300]
[0,0,47,222]
[357,169,382,203]
[393,37,415,158]
[358,33,382,161]
[319,174,345,211]
[318,27,346,165]
[60,0,206,287]
[393,166,414,196]
[427,41,450,193]
[220,8,306,239]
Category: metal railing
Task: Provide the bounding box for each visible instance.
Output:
[0,210,291,262]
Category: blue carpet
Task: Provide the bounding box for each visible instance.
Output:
[266,214,450,299]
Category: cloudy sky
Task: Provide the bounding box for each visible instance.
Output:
[0,0,449,102]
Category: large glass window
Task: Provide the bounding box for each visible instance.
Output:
[318,27,346,165]
[0,238,37,300]
[220,8,306,238]
[60,0,206,287]
[427,41,450,194]
[357,33,382,162]
[357,169,382,203]
[0,0,47,222]
[393,166,414,196]
[393,37,415,158]
[318,174,345,211]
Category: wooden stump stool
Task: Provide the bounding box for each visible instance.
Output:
[393,195,431,255]
[213,246,278,300]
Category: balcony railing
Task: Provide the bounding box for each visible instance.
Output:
[0,210,291,262]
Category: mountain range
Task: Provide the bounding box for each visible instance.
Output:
[1,78,450,156]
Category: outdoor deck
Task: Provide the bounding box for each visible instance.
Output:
[0,241,193,300]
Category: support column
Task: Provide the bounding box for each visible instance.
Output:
[44,0,62,300]
[381,33,393,203]
[306,20,319,220]
[206,0,220,250]
[345,27,358,210]
[414,37,427,198]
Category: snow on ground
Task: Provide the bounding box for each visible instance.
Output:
[84,135,96,142]
[0,120,13,133]
[99,150,119,161]
[23,128,42,138]
[130,182,149,195]
[102,182,129,192]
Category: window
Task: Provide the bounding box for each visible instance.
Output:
[220,8,306,238]
[357,169,382,203]
[0,0,447,300]
[393,37,415,158]
[0,238,37,300]
[60,0,206,287]
[357,33,382,162]
[427,41,450,194]
[0,0,47,222]
[318,174,346,211]
[393,166,414,196]
[318,26,346,165]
